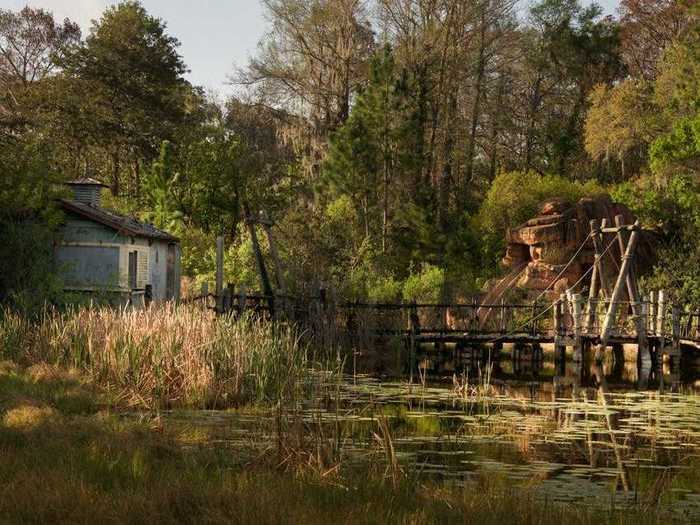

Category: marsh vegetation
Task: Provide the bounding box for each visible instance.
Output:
[2,305,700,523]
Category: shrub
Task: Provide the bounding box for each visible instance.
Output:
[0,220,65,315]
[402,264,445,303]
[477,171,605,267]
[478,171,605,237]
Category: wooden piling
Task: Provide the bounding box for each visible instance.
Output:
[223,285,232,313]
[657,289,666,337]
[499,298,506,333]
[569,292,584,362]
[638,301,651,368]
[215,235,224,314]
[201,282,209,312]
[238,285,247,317]
[554,297,567,365]
[408,302,420,382]
[671,304,681,360]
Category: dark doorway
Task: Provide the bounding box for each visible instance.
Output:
[128,251,138,289]
[166,244,176,300]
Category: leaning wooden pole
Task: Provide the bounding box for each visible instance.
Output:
[614,215,640,317]
[243,203,275,316]
[260,211,286,294]
[598,221,640,361]
[584,219,605,332]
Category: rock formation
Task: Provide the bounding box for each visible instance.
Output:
[495,195,650,301]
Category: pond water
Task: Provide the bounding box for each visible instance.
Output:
[162,352,700,521]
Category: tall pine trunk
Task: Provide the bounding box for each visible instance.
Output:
[465,8,488,186]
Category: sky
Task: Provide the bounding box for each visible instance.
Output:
[2,0,621,95]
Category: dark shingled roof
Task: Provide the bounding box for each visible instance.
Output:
[60,199,179,242]
[64,178,109,187]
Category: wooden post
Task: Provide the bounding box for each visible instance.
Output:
[638,301,651,368]
[317,287,327,349]
[201,282,209,312]
[614,215,639,318]
[585,219,605,332]
[238,284,247,317]
[409,302,420,383]
[649,291,657,334]
[571,293,583,335]
[599,221,640,360]
[597,218,609,296]
[571,292,584,362]
[554,297,566,365]
[656,289,666,337]
[499,297,506,333]
[671,304,681,360]
[215,235,224,314]
[553,297,562,336]
[223,285,232,314]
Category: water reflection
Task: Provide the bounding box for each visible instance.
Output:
[154,347,700,520]
[381,342,699,395]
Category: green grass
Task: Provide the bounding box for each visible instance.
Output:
[0,360,683,524]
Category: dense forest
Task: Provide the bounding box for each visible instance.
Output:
[1,0,699,310]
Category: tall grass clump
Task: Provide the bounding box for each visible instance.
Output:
[0,304,309,409]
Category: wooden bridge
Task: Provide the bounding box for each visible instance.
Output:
[191,216,700,370]
[192,288,700,368]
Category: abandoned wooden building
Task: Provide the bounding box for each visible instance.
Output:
[55,179,181,303]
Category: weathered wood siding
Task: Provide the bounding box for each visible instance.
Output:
[57,212,180,301]
[55,245,121,290]
[149,240,181,301]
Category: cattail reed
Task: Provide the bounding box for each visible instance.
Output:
[0,304,308,409]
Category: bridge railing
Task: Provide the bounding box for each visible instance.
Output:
[191,288,700,347]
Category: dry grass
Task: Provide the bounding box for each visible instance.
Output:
[0,304,309,409]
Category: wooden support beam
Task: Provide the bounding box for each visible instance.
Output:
[600,225,637,233]
[598,221,640,360]
[614,215,639,317]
